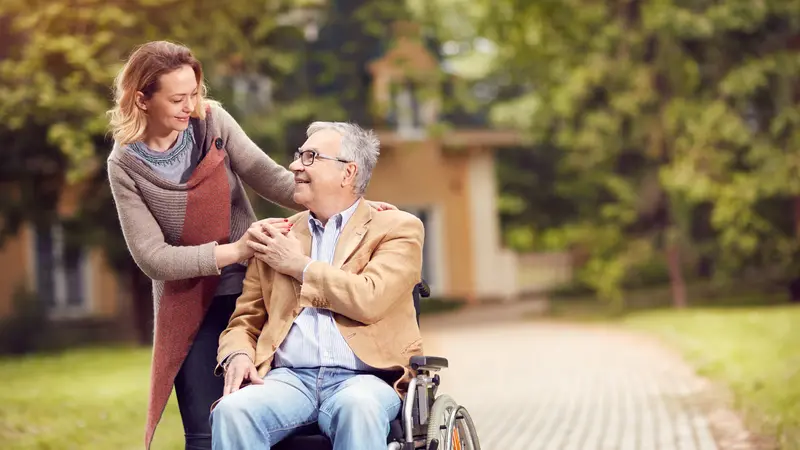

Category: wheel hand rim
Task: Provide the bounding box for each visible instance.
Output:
[444,405,467,450]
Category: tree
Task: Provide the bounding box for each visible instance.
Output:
[422,0,800,306]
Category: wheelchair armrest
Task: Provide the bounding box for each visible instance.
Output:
[409,355,448,372]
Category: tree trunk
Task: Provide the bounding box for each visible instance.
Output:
[666,244,687,308]
[790,197,800,302]
[129,267,153,345]
[794,196,800,236]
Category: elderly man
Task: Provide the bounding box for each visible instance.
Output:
[210,121,425,450]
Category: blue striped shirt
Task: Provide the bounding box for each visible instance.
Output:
[272,198,374,371]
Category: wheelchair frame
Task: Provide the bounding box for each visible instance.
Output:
[391,355,451,449]
[385,281,479,450]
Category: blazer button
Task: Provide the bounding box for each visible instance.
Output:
[215,137,224,149]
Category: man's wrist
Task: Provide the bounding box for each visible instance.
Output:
[222,351,250,371]
[301,260,313,282]
[292,256,312,281]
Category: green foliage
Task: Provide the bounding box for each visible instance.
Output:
[428,0,800,302]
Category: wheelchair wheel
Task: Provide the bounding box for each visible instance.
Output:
[425,394,480,450]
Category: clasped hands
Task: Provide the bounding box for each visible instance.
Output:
[240,200,395,278]
[243,218,310,281]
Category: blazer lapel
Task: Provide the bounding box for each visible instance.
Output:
[292,214,313,258]
[290,212,312,297]
[333,200,372,268]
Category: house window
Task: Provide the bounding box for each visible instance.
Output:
[387,80,426,139]
[32,224,91,317]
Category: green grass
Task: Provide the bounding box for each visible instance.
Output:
[419,297,466,316]
[0,346,184,450]
[624,305,800,449]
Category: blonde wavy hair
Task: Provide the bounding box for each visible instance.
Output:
[107,41,217,146]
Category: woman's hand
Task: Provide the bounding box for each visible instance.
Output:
[216,218,292,268]
[366,200,398,211]
[252,217,294,232]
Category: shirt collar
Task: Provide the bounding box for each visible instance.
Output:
[308,197,362,234]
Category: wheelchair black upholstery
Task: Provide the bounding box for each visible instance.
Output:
[271,280,445,450]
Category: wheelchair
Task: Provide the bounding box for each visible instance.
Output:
[272,280,481,450]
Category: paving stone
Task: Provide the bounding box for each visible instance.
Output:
[419,320,737,450]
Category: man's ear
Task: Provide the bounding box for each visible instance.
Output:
[342,163,358,188]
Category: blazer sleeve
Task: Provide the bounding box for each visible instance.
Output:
[215,259,270,375]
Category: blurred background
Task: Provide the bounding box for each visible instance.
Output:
[1,0,799,449]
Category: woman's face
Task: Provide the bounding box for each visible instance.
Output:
[137,64,199,135]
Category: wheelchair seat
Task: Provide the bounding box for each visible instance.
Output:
[267,280,480,450]
[271,421,405,450]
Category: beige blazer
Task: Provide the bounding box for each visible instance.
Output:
[216,200,425,396]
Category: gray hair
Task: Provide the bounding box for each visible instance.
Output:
[306,121,380,195]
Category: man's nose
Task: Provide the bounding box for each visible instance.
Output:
[289,158,303,171]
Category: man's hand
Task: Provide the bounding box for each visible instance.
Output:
[227,218,292,265]
[223,354,264,396]
[247,222,310,280]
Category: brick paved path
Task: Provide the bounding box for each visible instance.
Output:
[419,313,752,450]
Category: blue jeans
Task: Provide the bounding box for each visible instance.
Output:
[210,367,401,450]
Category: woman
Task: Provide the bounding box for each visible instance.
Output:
[106,41,392,450]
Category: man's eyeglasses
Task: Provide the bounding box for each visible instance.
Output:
[293,149,351,166]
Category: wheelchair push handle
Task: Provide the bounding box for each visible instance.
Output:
[417,279,431,298]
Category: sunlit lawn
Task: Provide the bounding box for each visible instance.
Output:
[623,305,800,449]
[0,346,184,450]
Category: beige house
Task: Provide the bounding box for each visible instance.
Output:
[364,22,523,302]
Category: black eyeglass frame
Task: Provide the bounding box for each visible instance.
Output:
[293,149,352,166]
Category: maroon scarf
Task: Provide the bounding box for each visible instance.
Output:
[145,136,230,448]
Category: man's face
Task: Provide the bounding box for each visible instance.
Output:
[289,129,348,209]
